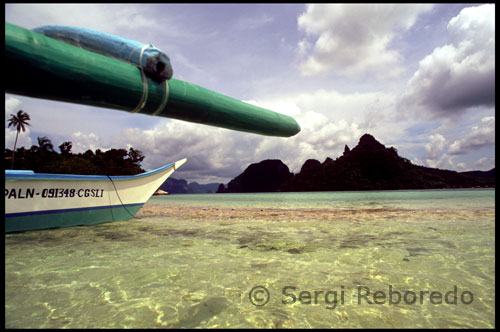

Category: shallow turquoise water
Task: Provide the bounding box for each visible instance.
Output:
[5,189,495,328]
[151,189,494,210]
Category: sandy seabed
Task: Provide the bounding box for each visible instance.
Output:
[5,199,495,328]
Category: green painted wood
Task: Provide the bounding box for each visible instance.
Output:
[5,22,300,137]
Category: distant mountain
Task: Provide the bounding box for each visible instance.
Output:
[217,134,495,193]
[217,159,293,193]
[187,181,221,193]
[158,178,220,194]
[460,168,495,179]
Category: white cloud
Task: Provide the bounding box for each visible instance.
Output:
[419,147,458,170]
[286,111,364,170]
[110,120,263,183]
[448,116,495,155]
[5,97,33,149]
[5,4,163,42]
[252,88,396,126]
[5,96,22,121]
[244,99,302,117]
[474,157,494,170]
[424,134,446,160]
[5,126,32,150]
[240,89,406,172]
[297,4,434,78]
[399,4,495,118]
[70,132,103,154]
[416,116,495,171]
[246,110,365,174]
[297,39,312,58]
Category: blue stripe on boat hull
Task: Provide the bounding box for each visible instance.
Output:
[5,203,143,232]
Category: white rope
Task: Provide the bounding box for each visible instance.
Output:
[151,80,169,116]
[129,44,150,113]
[129,68,148,113]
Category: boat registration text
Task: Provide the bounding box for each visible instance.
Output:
[5,188,105,199]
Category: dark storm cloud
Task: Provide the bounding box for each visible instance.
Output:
[398,4,495,117]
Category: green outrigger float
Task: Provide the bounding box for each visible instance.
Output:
[5,22,300,137]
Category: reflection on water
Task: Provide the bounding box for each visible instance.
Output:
[5,189,495,328]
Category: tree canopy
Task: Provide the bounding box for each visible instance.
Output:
[5,136,145,176]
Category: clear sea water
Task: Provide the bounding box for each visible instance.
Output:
[5,189,495,328]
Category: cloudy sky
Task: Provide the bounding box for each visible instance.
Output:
[5,3,495,183]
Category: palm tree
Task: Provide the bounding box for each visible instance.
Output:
[59,141,72,155]
[7,110,31,169]
[37,136,55,153]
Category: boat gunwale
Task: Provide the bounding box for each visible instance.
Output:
[5,160,180,181]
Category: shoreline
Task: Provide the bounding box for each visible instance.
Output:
[137,203,495,222]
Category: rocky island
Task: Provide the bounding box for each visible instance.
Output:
[217,134,495,193]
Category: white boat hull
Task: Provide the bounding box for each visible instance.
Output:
[5,159,186,232]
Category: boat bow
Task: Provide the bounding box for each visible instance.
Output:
[5,158,187,232]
